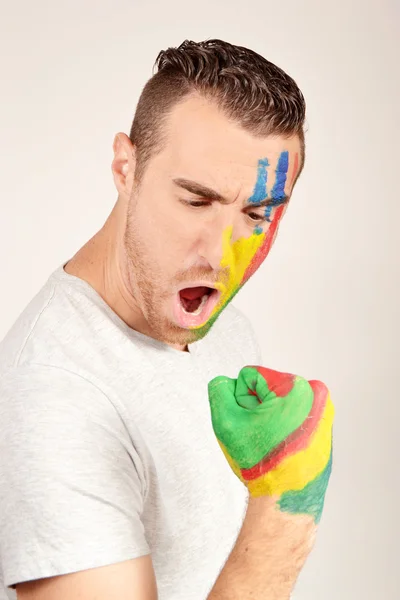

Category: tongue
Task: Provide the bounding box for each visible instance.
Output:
[179,286,210,300]
[179,286,212,314]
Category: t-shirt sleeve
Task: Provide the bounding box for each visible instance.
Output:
[0,364,150,590]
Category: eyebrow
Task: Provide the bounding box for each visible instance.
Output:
[172,177,290,207]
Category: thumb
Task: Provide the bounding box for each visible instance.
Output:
[208,374,247,445]
[207,375,237,416]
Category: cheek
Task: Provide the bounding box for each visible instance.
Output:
[220,226,264,294]
[241,204,286,283]
[220,205,286,293]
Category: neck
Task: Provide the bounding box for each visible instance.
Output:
[64,200,190,353]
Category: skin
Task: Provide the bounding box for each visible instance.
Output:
[208,366,334,524]
[64,93,302,351]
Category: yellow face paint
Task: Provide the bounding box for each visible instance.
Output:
[211,225,266,317]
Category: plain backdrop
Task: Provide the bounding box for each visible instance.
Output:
[0,1,399,599]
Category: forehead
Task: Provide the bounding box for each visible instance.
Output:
[159,94,302,197]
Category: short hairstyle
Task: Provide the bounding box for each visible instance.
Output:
[129,38,306,185]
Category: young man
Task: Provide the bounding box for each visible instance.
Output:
[0,39,334,600]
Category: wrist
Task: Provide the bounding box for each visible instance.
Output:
[245,494,318,556]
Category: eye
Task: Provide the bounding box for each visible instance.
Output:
[182,200,278,223]
[246,211,269,223]
[180,198,213,209]
[186,200,212,208]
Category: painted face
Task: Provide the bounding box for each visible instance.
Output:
[202,149,300,334]
[124,95,301,348]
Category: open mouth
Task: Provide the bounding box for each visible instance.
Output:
[173,286,221,327]
[179,286,214,314]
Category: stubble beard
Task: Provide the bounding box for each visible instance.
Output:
[123,214,209,348]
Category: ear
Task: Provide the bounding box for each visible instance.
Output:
[111,133,137,198]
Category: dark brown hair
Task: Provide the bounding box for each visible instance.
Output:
[129,38,306,185]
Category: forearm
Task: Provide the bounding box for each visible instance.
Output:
[207,496,317,600]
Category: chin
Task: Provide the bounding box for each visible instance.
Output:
[150,316,211,347]
[146,297,227,347]
[161,323,207,346]
[170,307,226,345]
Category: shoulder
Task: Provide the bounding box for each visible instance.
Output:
[214,302,258,343]
[0,267,131,380]
[0,364,132,455]
[223,302,254,327]
[204,303,263,366]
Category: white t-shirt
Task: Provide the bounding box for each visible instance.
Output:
[0,263,262,600]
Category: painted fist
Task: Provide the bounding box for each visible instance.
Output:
[208,366,335,524]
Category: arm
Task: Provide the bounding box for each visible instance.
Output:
[16,497,312,600]
[0,366,152,599]
[207,365,334,599]
[16,556,157,600]
[208,496,316,600]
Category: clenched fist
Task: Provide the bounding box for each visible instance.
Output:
[208,366,335,524]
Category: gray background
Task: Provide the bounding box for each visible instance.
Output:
[0,1,399,598]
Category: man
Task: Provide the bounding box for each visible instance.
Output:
[0,39,333,600]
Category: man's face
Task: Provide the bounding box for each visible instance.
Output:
[124,95,301,348]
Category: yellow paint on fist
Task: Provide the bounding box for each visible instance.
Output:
[247,395,335,497]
